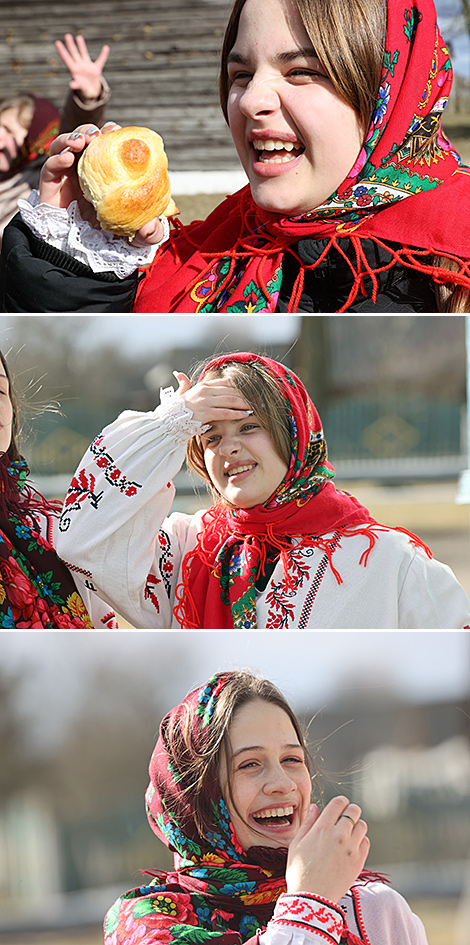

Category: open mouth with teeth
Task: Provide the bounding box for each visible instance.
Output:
[252,805,295,827]
[252,139,305,164]
[225,463,257,478]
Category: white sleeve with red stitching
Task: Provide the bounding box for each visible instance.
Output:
[35,510,118,629]
[260,893,344,945]
[55,387,208,629]
[342,882,429,944]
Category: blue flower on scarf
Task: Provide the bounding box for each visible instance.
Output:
[196,906,212,924]
[15,523,32,540]
[205,828,239,858]
[34,571,57,599]
[0,607,16,628]
[373,83,391,124]
[219,881,257,896]
[158,817,197,856]
[228,550,245,575]
[239,916,262,937]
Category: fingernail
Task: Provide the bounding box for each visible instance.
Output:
[60,146,73,154]
[68,132,83,140]
[86,125,99,133]
[244,410,253,415]
[173,371,180,380]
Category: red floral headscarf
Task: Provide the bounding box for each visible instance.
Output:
[104,672,387,945]
[173,354,379,629]
[136,0,470,312]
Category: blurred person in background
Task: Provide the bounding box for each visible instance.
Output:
[104,669,430,945]
[56,352,470,629]
[0,349,116,627]
[0,33,110,244]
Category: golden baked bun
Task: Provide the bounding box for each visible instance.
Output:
[77,126,179,237]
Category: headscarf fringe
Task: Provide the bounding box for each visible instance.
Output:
[173,519,432,628]
[170,355,432,629]
[143,204,470,312]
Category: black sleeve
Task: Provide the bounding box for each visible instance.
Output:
[0,215,139,312]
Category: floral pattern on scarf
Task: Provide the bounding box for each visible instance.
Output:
[104,673,386,945]
[135,0,470,313]
[172,354,374,629]
[0,458,93,628]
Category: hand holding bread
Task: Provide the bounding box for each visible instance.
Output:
[39,122,174,245]
[77,125,179,237]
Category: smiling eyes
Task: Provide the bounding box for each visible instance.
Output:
[204,422,260,445]
[227,60,327,88]
[238,755,305,770]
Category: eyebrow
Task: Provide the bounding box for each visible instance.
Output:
[202,415,257,433]
[232,742,303,759]
[227,47,319,65]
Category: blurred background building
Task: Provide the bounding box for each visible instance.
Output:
[1,314,467,478]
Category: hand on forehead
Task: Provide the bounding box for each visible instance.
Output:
[174,370,253,425]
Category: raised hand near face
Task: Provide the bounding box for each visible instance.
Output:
[174,372,254,426]
[286,795,370,904]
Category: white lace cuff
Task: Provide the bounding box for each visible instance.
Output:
[268,893,345,945]
[18,190,169,280]
[156,386,209,442]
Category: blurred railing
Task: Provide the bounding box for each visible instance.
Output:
[25,393,467,498]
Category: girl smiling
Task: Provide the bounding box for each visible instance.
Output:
[2,0,470,311]
[104,670,428,945]
[56,352,470,628]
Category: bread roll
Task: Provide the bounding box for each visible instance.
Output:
[77,126,179,237]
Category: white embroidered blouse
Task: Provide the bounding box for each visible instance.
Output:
[262,885,428,945]
[35,508,117,628]
[56,388,470,629]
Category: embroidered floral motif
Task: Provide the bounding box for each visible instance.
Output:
[158,530,174,598]
[145,574,161,613]
[91,434,142,496]
[265,546,313,629]
[60,435,142,533]
[59,467,103,532]
[273,894,344,942]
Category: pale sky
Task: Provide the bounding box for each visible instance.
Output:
[0,315,301,361]
[1,631,468,752]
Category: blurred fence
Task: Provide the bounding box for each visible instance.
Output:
[24,393,467,491]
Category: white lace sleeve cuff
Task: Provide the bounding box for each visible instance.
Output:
[156,386,209,442]
[18,190,169,279]
[265,893,345,945]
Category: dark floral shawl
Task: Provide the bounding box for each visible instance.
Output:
[0,458,93,628]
